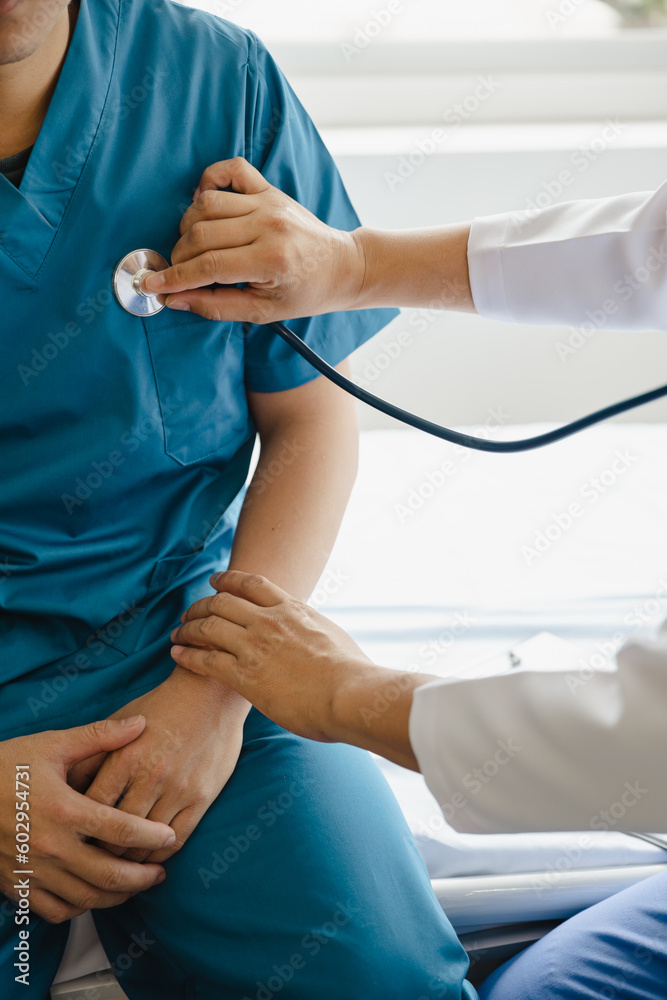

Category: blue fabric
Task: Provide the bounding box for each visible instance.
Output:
[0,0,398,685]
[0,1,474,996]
[480,869,667,1000]
[1,705,474,1000]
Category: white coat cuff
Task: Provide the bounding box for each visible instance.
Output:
[467,213,515,323]
[409,678,483,832]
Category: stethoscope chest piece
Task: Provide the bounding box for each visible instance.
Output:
[113,249,169,316]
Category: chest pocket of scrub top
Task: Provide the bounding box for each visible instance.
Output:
[142,310,248,466]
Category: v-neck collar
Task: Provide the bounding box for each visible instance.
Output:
[0,0,120,278]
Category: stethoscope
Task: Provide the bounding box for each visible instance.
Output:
[114,249,667,454]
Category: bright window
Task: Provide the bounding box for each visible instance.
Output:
[181,0,664,42]
[179,1,667,135]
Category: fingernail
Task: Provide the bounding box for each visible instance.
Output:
[144,271,165,292]
[171,645,185,658]
[121,714,144,727]
[170,628,179,642]
[154,870,167,885]
[193,186,201,200]
[162,832,177,848]
[166,299,190,312]
[210,572,222,584]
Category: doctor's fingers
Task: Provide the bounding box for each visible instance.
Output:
[179,590,261,626]
[179,190,259,235]
[210,570,291,607]
[170,643,239,685]
[164,286,291,325]
[171,615,246,655]
[171,217,263,265]
[145,246,270,296]
[195,156,271,199]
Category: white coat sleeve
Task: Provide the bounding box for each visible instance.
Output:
[409,628,667,834]
[467,182,667,331]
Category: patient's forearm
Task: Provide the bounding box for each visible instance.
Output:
[230,373,359,601]
[327,664,435,771]
[352,224,475,313]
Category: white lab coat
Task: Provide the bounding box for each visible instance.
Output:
[409,183,667,834]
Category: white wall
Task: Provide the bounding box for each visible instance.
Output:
[272,36,667,430]
[335,142,667,431]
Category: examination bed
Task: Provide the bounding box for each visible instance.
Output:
[52,422,667,996]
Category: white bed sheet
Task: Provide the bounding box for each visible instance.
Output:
[313,423,667,878]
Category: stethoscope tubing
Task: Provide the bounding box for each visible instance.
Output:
[113,251,667,455]
[270,321,667,454]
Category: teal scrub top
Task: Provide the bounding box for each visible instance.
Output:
[0,0,396,706]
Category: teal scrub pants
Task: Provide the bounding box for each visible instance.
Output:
[1,704,475,1000]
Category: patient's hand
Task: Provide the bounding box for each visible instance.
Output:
[81,667,249,864]
[0,718,175,923]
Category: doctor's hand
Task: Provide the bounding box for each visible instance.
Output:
[0,718,176,924]
[143,157,366,323]
[170,571,371,743]
[170,571,429,772]
[81,667,248,865]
